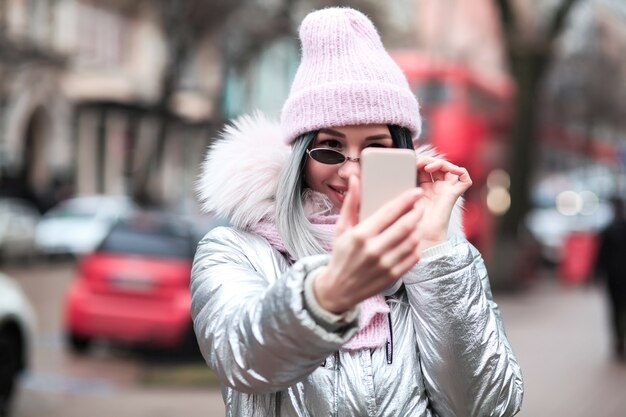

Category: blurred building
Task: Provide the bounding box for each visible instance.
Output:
[2,0,618,216]
[412,0,507,83]
[0,0,68,212]
[221,0,510,119]
[222,37,299,120]
[220,0,301,120]
[539,0,626,197]
[0,0,220,212]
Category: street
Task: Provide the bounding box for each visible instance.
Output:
[497,277,626,417]
[4,260,626,417]
[5,260,224,417]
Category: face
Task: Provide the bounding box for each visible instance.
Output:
[304,124,393,212]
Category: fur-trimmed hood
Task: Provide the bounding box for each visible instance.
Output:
[196,112,464,239]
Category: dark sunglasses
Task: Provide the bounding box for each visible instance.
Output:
[306,148,361,165]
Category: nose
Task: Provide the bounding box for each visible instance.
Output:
[338,157,361,179]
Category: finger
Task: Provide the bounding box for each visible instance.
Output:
[416,157,434,184]
[354,234,420,297]
[336,175,360,236]
[424,160,465,176]
[376,227,422,283]
[370,201,424,254]
[417,157,450,184]
[389,249,421,278]
[418,155,464,174]
[444,171,460,183]
[379,229,420,270]
[443,168,472,191]
[417,169,434,185]
[416,155,437,170]
[356,187,423,237]
[457,167,472,185]
[423,161,468,185]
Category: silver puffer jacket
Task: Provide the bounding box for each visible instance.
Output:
[191,229,523,417]
[191,114,523,416]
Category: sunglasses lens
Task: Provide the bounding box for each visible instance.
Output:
[309,149,346,164]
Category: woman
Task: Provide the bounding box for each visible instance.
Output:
[192,7,523,417]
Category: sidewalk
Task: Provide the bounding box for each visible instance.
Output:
[9,262,625,417]
[495,276,626,417]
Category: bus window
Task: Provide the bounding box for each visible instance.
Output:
[416,80,450,107]
[468,85,498,114]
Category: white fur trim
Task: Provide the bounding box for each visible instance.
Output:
[196,112,464,238]
[196,112,290,229]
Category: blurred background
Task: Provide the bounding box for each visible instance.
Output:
[0,0,625,416]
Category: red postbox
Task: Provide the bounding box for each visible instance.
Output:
[558,231,599,284]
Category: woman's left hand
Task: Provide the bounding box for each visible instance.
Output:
[415,156,472,252]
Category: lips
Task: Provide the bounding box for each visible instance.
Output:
[329,185,347,202]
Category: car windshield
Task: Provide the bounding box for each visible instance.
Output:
[98,215,193,259]
[47,206,97,219]
[47,200,105,219]
[46,197,131,220]
[415,79,450,107]
[0,202,18,215]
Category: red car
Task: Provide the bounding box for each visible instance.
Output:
[64,211,199,354]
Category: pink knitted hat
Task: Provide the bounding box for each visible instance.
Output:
[281,7,421,145]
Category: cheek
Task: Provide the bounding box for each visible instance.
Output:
[304,160,331,191]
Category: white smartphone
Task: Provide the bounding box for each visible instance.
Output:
[359,148,417,221]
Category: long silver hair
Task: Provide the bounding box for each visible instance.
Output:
[275,126,415,260]
[275,131,333,259]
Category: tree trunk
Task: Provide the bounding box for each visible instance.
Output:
[489,0,580,291]
[489,49,548,291]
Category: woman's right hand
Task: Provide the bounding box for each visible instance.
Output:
[313,175,424,314]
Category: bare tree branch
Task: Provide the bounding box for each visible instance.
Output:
[494,0,517,42]
[547,0,581,41]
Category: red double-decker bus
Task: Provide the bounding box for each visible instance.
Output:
[392,51,514,258]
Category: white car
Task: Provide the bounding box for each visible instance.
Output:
[0,273,36,416]
[35,195,136,257]
[527,167,619,264]
[525,201,613,264]
[0,198,40,263]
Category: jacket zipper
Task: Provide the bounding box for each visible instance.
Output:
[386,312,393,364]
[334,351,340,417]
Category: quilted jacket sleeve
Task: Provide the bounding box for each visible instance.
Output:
[404,237,524,417]
[190,227,358,394]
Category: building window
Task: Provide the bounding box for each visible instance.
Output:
[75,2,128,69]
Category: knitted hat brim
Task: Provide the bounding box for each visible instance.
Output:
[281,81,421,144]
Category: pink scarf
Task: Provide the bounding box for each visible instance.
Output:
[249,192,390,351]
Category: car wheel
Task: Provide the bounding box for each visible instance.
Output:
[67,333,91,354]
[0,327,21,417]
[178,325,202,361]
